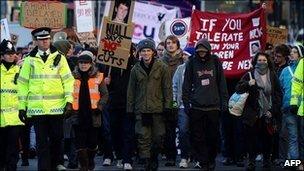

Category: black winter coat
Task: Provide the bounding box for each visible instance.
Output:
[235,70,282,127]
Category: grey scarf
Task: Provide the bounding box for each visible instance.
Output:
[254,69,272,118]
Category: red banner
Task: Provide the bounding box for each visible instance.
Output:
[189,8,266,78]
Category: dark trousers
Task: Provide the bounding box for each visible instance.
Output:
[109,109,135,163]
[0,126,21,171]
[190,109,220,165]
[164,109,177,161]
[245,118,273,161]
[221,110,245,160]
[101,105,114,160]
[20,122,32,161]
[74,125,99,150]
[33,115,63,171]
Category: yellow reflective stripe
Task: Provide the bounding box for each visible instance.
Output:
[18,96,27,100]
[28,94,65,100]
[18,76,29,83]
[28,109,44,115]
[30,74,61,79]
[62,73,72,80]
[65,92,72,96]
[0,89,17,94]
[1,107,18,113]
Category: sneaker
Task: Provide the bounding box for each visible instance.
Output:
[123,163,133,170]
[56,164,66,171]
[255,154,263,162]
[179,159,189,168]
[63,154,68,161]
[103,158,112,166]
[194,162,201,169]
[116,160,123,168]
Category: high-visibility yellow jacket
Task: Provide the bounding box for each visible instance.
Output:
[17,46,75,117]
[1,64,24,127]
[290,58,303,116]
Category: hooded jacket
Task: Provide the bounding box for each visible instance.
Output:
[182,39,228,112]
[279,61,299,111]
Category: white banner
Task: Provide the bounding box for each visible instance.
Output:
[1,18,11,41]
[132,2,178,44]
[159,17,191,49]
[75,0,94,33]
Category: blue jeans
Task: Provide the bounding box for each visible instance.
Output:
[282,111,299,159]
[178,108,190,159]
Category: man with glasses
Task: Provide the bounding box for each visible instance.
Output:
[18,27,75,171]
[182,38,228,170]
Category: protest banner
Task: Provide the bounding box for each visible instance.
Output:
[20,1,67,29]
[159,17,190,49]
[1,18,11,41]
[188,8,266,78]
[132,2,179,44]
[75,0,94,33]
[97,17,134,69]
[267,26,288,46]
[75,31,98,48]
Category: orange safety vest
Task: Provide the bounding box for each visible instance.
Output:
[72,72,104,110]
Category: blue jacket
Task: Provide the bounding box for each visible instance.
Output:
[279,61,299,111]
[173,63,186,108]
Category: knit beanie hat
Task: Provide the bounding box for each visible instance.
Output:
[137,38,156,52]
[294,44,304,57]
[183,47,195,56]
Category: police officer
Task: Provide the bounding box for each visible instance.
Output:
[18,27,75,171]
[0,39,24,171]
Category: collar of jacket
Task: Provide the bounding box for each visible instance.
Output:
[73,65,99,79]
[28,45,57,57]
[136,59,162,76]
[162,49,183,65]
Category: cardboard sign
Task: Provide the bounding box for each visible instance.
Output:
[75,31,98,48]
[0,18,11,41]
[75,0,94,33]
[20,2,67,29]
[267,26,288,46]
[189,8,267,78]
[97,17,134,69]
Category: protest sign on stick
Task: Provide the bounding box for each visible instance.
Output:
[266,26,288,46]
[20,2,67,29]
[1,18,11,41]
[97,17,134,69]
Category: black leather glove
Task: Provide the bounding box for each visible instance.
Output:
[64,102,72,113]
[290,105,299,115]
[19,110,27,123]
